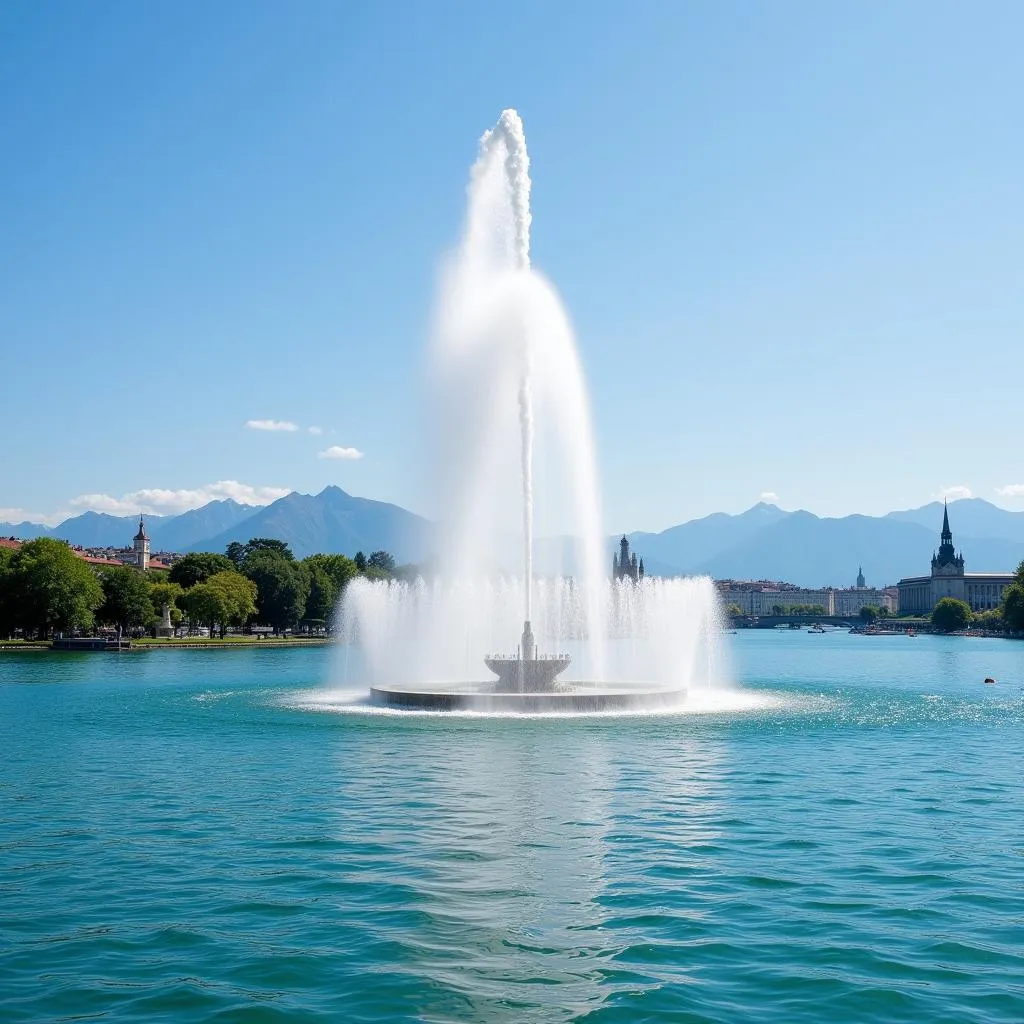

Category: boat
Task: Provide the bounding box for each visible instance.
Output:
[808,624,826,634]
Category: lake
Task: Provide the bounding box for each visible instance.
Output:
[1,630,1022,1022]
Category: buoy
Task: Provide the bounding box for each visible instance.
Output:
[984,677,996,685]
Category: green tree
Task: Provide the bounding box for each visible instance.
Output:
[0,546,15,638]
[7,538,103,638]
[303,554,357,594]
[1003,585,1024,632]
[149,580,184,629]
[354,551,367,573]
[859,605,880,625]
[771,603,784,616]
[726,603,743,618]
[180,583,220,636]
[1000,560,1024,633]
[974,607,1004,632]
[878,606,891,618]
[180,571,257,638]
[232,538,294,566]
[299,554,359,626]
[367,550,396,575]
[303,565,337,624]
[98,566,154,633]
[244,551,310,633]
[208,571,258,637]
[931,597,972,633]
[168,552,234,589]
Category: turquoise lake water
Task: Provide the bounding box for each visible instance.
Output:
[2,631,1022,1022]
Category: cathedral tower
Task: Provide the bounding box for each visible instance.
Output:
[931,501,965,578]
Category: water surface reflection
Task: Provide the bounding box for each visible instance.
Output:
[329,719,728,1021]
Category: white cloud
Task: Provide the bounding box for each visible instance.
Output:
[308,426,323,436]
[245,419,299,432]
[937,485,972,501]
[318,446,363,460]
[68,480,292,516]
[995,484,1024,498]
[759,491,780,503]
[0,507,62,527]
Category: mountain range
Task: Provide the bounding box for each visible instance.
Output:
[0,487,429,564]
[3,492,1023,587]
[623,499,1024,587]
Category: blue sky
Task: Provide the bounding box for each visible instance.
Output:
[2,1,1022,530]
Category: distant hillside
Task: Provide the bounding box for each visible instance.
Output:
[886,498,1024,544]
[150,500,257,550]
[1,500,257,551]
[5,494,1022,584]
[0,521,53,540]
[47,511,171,548]
[623,502,789,574]
[624,499,1024,587]
[191,486,432,561]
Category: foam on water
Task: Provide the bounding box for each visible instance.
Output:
[288,685,787,720]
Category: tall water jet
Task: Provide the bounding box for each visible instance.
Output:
[333,109,731,711]
[482,110,535,652]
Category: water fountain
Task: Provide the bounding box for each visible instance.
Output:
[336,110,729,712]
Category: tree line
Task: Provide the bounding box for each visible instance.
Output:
[0,537,406,640]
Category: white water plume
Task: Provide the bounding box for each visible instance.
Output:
[333,108,730,703]
[482,110,534,623]
[430,108,608,656]
[338,575,730,692]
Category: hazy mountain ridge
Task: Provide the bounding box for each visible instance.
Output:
[624,499,1024,587]
[191,486,431,562]
[0,500,257,550]
[4,495,1023,586]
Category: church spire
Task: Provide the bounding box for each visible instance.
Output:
[932,500,964,577]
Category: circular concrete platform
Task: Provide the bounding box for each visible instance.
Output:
[369,682,686,713]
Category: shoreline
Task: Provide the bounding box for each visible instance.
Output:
[0,639,333,652]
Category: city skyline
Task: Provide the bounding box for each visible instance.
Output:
[3,2,1024,530]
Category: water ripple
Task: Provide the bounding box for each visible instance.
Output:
[2,639,1024,1021]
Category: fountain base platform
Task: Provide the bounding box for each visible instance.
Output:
[369,682,686,713]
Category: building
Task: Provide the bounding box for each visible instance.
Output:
[832,566,895,616]
[717,569,896,618]
[897,503,1015,614]
[717,580,835,615]
[2,527,173,573]
[612,536,644,583]
[132,518,151,572]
